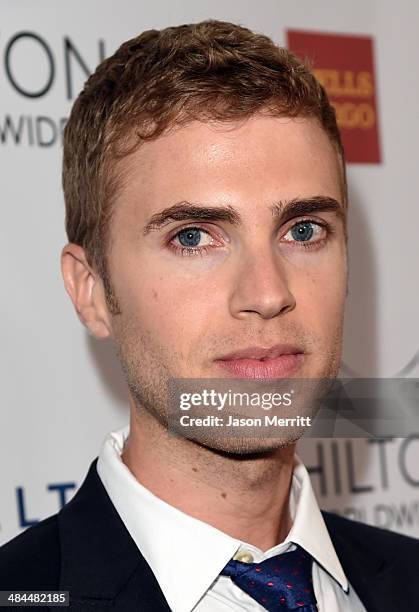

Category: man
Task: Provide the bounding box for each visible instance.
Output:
[0,19,418,612]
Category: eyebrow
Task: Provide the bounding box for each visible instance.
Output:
[142,196,344,236]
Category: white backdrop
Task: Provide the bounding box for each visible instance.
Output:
[1,0,418,545]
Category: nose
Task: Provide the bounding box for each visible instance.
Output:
[228,245,296,320]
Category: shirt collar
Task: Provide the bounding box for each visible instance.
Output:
[97,426,348,612]
[285,455,349,593]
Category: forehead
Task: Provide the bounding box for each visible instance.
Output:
[116,114,344,220]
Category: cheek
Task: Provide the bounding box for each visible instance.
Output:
[117,264,216,342]
[290,251,347,325]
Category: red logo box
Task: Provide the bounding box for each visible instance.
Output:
[287,30,381,164]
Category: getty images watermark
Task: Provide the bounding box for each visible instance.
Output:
[167,378,419,439]
[167,378,324,440]
[178,388,312,429]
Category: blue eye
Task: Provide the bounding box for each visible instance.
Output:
[177,228,202,247]
[290,222,314,242]
[282,219,329,248]
[170,226,215,256]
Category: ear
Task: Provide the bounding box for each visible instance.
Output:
[61,243,112,339]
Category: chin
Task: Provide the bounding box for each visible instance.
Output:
[193,433,301,456]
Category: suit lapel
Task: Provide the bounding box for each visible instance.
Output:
[322,510,404,612]
[58,459,171,612]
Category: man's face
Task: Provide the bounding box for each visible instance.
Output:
[105,114,347,448]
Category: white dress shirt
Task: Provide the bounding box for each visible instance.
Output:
[97,426,366,612]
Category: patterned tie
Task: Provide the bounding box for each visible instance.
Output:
[220,543,318,611]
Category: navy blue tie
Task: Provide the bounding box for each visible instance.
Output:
[221,543,318,611]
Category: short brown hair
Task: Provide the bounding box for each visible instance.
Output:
[62,19,346,312]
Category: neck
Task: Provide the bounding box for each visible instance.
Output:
[122,400,296,551]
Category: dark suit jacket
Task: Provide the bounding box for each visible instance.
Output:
[0,458,418,611]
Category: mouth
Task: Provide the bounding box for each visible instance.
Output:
[214,344,305,379]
